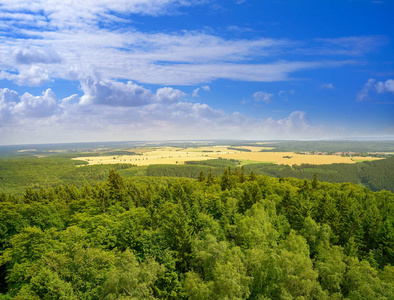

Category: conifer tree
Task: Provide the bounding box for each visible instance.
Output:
[207,168,215,186]
[240,166,247,183]
[198,170,206,182]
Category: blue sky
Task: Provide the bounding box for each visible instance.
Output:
[0,0,393,145]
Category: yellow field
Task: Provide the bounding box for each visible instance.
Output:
[219,152,384,166]
[74,146,239,166]
[74,146,384,166]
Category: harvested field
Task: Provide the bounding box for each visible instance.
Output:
[219,152,384,166]
[74,146,239,166]
[74,146,384,166]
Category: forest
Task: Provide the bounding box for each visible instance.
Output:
[0,168,393,299]
[147,156,394,193]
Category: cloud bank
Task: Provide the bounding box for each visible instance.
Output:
[0,77,335,144]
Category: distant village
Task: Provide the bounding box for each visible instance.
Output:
[295,151,392,157]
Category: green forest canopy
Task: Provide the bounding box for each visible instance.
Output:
[0,169,393,299]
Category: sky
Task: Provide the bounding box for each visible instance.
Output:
[0,0,393,145]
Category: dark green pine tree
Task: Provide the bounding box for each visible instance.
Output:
[106,169,125,205]
[312,172,319,189]
[377,219,394,266]
[240,165,247,183]
[239,182,262,213]
[221,167,231,191]
[248,170,257,181]
[342,208,365,257]
[198,170,206,182]
[207,168,215,186]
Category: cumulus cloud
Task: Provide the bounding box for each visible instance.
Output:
[156,87,186,104]
[253,91,273,103]
[356,78,394,101]
[13,89,60,118]
[0,66,50,86]
[0,88,20,104]
[375,79,394,94]
[78,77,186,107]
[80,77,155,106]
[0,88,61,128]
[0,88,19,125]
[11,47,62,65]
[278,111,310,130]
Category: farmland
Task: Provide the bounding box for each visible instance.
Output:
[220,151,384,165]
[73,145,383,166]
[73,146,238,166]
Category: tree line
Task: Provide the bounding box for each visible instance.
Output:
[147,156,394,193]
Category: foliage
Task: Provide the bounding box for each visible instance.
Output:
[245,156,394,192]
[0,157,139,194]
[0,169,393,299]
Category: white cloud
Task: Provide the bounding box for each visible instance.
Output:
[156,87,186,103]
[253,91,273,103]
[0,88,19,104]
[0,88,61,124]
[375,79,394,94]
[192,88,200,98]
[11,47,62,65]
[278,89,295,101]
[13,89,60,118]
[315,36,388,56]
[319,83,334,89]
[0,0,206,26]
[0,66,51,86]
[356,78,376,101]
[74,76,186,107]
[356,78,394,101]
[192,85,210,97]
[0,0,360,87]
[80,77,155,106]
[0,88,19,125]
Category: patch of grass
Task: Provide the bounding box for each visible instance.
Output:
[238,159,273,165]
